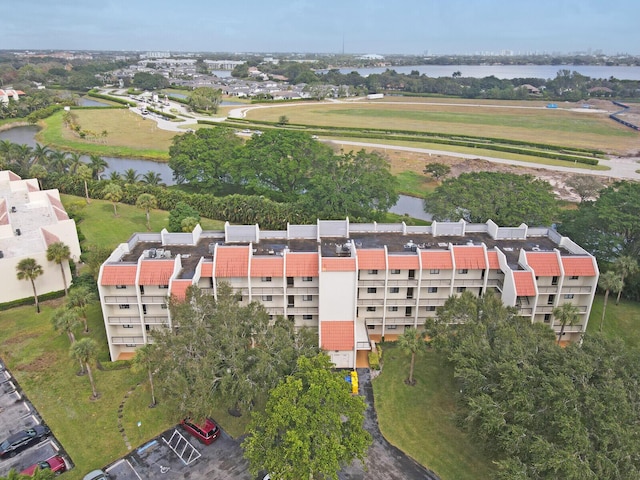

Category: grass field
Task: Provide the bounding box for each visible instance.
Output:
[245,101,639,155]
[586,294,640,348]
[37,110,175,160]
[373,346,495,480]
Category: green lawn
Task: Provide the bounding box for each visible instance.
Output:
[373,345,495,480]
[586,294,640,349]
[61,195,225,250]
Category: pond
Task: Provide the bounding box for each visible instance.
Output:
[0,125,429,219]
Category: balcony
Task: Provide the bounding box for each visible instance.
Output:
[357,279,386,287]
[421,279,453,287]
[537,286,558,294]
[251,287,284,295]
[287,307,318,315]
[561,286,593,294]
[139,295,168,304]
[104,295,139,304]
[357,298,385,306]
[108,316,140,325]
[111,336,145,345]
[387,279,418,287]
[285,286,319,295]
[144,315,169,325]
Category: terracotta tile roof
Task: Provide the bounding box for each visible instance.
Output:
[250,257,284,277]
[139,260,175,285]
[8,171,20,181]
[101,265,138,286]
[526,252,560,276]
[0,201,7,225]
[513,271,537,296]
[453,246,487,269]
[387,255,419,270]
[322,257,356,272]
[170,279,192,301]
[27,182,39,192]
[215,246,249,277]
[357,249,386,270]
[47,193,64,210]
[562,257,596,276]
[321,321,354,350]
[420,251,453,269]
[201,262,213,277]
[285,252,319,277]
[53,208,69,220]
[41,228,60,247]
[487,251,500,270]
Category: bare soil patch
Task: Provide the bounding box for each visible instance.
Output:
[18,353,58,373]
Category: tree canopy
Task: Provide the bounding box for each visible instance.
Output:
[151,284,318,420]
[426,291,640,480]
[187,87,222,113]
[424,172,558,226]
[242,354,371,480]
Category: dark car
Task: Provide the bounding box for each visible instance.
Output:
[20,455,67,476]
[180,418,220,445]
[0,425,50,458]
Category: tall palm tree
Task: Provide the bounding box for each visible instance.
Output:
[67,286,95,333]
[397,327,427,386]
[46,241,71,295]
[29,164,48,190]
[11,144,33,176]
[71,338,100,399]
[51,307,81,344]
[552,303,580,345]
[48,150,69,174]
[133,343,159,407]
[136,193,158,231]
[598,271,624,332]
[67,152,83,175]
[16,258,44,313]
[141,171,163,186]
[123,168,140,184]
[89,154,109,180]
[108,171,122,181]
[31,143,51,165]
[102,183,123,216]
[76,163,93,204]
[614,255,639,305]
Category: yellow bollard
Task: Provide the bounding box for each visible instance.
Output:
[350,370,358,395]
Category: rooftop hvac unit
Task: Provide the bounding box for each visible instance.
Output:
[15,229,21,236]
[0,251,3,259]
[11,206,16,213]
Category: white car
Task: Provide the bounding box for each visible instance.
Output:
[83,470,109,480]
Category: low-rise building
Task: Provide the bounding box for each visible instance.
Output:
[0,171,81,304]
[98,219,598,366]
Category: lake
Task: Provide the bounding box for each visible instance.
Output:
[0,126,427,219]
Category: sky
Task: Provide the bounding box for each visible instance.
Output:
[2,0,639,55]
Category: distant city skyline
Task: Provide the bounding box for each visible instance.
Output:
[3,0,639,56]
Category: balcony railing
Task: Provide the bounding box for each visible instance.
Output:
[285,287,319,295]
[357,299,385,306]
[357,279,386,287]
[561,286,593,294]
[356,341,372,350]
[537,286,558,294]
[139,295,167,304]
[387,279,418,287]
[104,295,139,304]
[108,316,140,325]
[111,336,145,345]
[144,315,169,324]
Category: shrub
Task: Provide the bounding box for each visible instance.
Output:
[368,349,380,370]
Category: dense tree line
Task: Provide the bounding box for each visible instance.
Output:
[426,292,640,480]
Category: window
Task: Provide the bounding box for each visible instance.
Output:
[458,269,469,274]
[427,287,438,293]
[142,305,147,315]
[406,287,414,299]
[405,306,412,316]
[388,306,398,312]
[261,276,272,282]
[569,275,579,280]
[287,295,294,307]
[551,276,559,286]
[287,277,294,286]
[159,284,169,289]
[548,294,555,305]
[139,285,145,294]
[125,344,137,348]
[426,305,437,312]
[367,324,375,330]
[366,306,376,312]
[387,325,397,330]
[287,315,294,321]
[564,294,575,299]
[302,277,312,282]
[303,314,313,320]
[408,270,415,279]
[116,285,127,290]
[161,304,168,309]
[429,269,440,274]
[119,304,130,309]
[391,269,401,275]
[123,324,133,329]
[145,325,151,331]
[390,287,400,294]
[302,295,313,301]
[367,269,378,275]
[367,287,377,294]
[456,287,466,293]
[262,295,273,301]
[544,314,551,323]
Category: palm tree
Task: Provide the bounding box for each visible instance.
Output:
[123,168,140,184]
[76,163,93,204]
[51,307,81,344]
[132,344,158,407]
[46,241,71,295]
[397,327,427,386]
[67,286,95,333]
[71,338,100,399]
[598,271,624,332]
[16,258,44,313]
[31,143,51,165]
[108,171,122,181]
[141,171,163,186]
[552,303,580,345]
[67,152,83,175]
[136,193,158,231]
[89,154,109,180]
[29,164,48,190]
[102,183,123,216]
[48,150,69,174]
[614,255,639,305]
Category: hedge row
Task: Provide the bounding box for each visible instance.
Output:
[0,290,65,311]
[26,104,63,123]
[87,90,136,107]
[145,106,177,120]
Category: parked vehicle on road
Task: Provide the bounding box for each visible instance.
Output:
[20,455,67,476]
[180,418,220,445]
[0,425,50,458]
[83,469,109,480]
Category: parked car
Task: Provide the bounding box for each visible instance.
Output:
[180,417,220,445]
[0,425,50,458]
[83,469,109,480]
[20,455,67,476]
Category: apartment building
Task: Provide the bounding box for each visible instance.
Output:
[0,171,81,304]
[98,219,598,368]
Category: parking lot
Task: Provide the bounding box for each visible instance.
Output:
[0,361,69,477]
